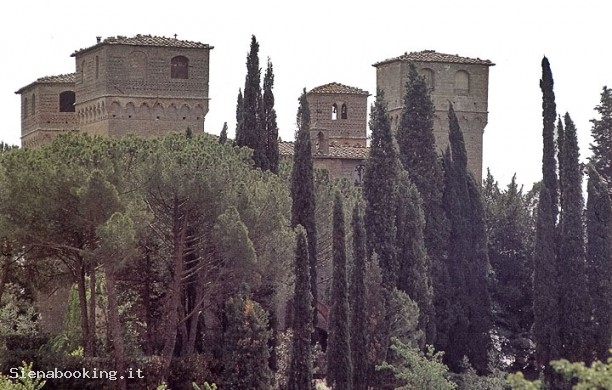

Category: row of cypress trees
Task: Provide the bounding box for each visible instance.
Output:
[534,57,612,388]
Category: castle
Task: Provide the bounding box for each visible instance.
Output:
[16,35,492,180]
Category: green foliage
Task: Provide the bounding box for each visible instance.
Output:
[326,192,352,390]
[291,89,318,331]
[0,361,46,390]
[350,203,368,390]
[288,227,313,390]
[219,122,228,145]
[442,104,492,373]
[263,58,279,174]
[585,166,612,362]
[589,86,612,181]
[363,90,398,288]
[221,291,271,389]
[377,339,457,390]
[540,56,559,223]
[193,382,217,390]
[235,89,244,145]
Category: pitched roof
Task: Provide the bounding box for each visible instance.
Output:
[373,50,494,67]
[72,34,212,57]
[308,82,369,96]
[279,141,369,160]
[15,73,77,94]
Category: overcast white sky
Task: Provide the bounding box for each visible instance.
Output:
[1,0,610,188]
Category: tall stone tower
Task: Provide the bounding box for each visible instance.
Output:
[72,35,213,138]
[15,73,78,148]
[305,82,369,181]
[374,50,494,180]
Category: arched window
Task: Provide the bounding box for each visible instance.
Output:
[420,68,434,91]
[331,103,338,120]
[24,97,28,118]
[59,91,76,112]
[341,103,347,119]
[31,94,35,116]
[171,56,189,79]
[454,70,470,95]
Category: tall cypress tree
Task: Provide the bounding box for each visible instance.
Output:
[363,90,398,288]
[219,122,228,145]
[585,165,612,362]
[557,117,565,228]
[396,169,434,345]
[263,59,279,174]
[442,104,492,373]
[235,89,244,146]
[291,89,318,331]
[540,56,559,224]
[327,192,353,390]
[288,227,313,390]
[396,63,445,346]
[350,203,368,390]
[589,86,612,182]
[241,35,269,170]
[558,113,591,363]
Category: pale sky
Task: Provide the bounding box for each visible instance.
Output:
[1,0,610,189]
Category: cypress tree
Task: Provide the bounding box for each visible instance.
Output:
[396,169,434,345]
[350,203,368,390]
[222,292,272,389]
[589,86,612,182]
[288,227,313,390]
[558,113,591,363]
[219,122,228,144]
[585,165,612,362]
[557,117,565,228]
[540,56,559,224]
[363,90,398,288]
[291,89,318,331]
[533,185,561,385]
[442,104,492,373]
[235,89,244,146]
[263,59,279,174]
[327,192,353,390]
[241,35,269,170]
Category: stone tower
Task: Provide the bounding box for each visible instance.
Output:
[374,50,494,180]
[15,73,78,148]
[72,35,213,138]
[305,82,369,181]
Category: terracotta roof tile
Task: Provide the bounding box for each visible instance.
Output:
[72,34,212,56]
[308,82,369,96]
[374,50,494,67]
[279,141,369,160]
[15,73,77,94]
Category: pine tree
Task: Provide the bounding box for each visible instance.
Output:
[350,203,368,390]
[442,104,492,374]
[263,59,279,174]
[241,35,269,170]
[533,185,560,384]
[540,56,559,224]
[396,169,434,345]
[589,86,612,182]
[585,165,612,362]
[327,192,353,390]
[219,122,228,144]
[288,227,313,390]
[557,113,590,363]
[291,89,318,331]
[235,89,244,145]
[222,291,272,389]
[363,90,398,288]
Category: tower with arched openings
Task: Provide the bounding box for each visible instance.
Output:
[374,50,494,180]
[16,35,213,147]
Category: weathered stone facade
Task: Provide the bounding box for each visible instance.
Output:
[16,35,212,147]
[374,50,493,180]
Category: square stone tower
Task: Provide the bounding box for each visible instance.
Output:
[305,82,369,182]
[71,35,213,138]
[374,50,494,180]
[15,73,78,148]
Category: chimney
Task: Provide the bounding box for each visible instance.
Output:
[96,36,102,43]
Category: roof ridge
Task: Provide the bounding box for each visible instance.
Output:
[373,49,494,67]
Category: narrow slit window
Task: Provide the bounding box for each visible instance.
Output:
[341,103,347,119]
